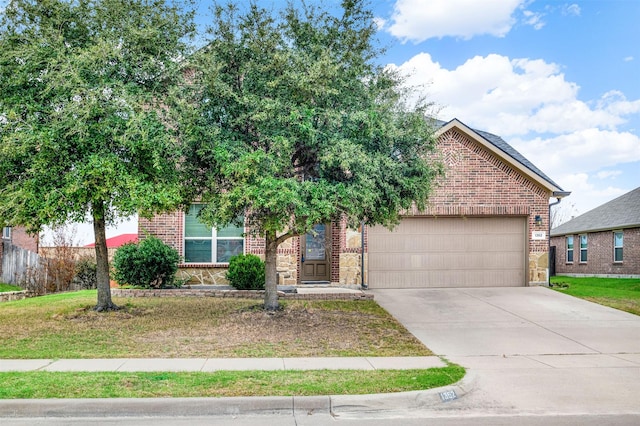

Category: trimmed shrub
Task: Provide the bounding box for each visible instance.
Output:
[72,256,97,289]
[226,254,265,290]
[113,236,180,288]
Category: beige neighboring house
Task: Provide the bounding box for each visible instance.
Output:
[551,186,640,278]
[140,118,569,289]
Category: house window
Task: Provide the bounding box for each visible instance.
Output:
[183,204,244,264]
[566,236,574,263]
[579,234,588,262]
[2,227,10,239]
[614,231,623,262]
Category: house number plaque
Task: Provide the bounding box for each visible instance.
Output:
[532,231,546,240]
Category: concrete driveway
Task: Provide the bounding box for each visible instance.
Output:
[372,287,640,417]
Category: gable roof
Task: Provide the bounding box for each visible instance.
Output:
[84,233,138,248]
[551,186,640,236]
[435,118,566,194]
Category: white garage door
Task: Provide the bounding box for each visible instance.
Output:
[368,217,526,288]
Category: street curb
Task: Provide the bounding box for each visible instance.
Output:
[0,378,473,418]
[330,374,476,418]
[0,396,317,418]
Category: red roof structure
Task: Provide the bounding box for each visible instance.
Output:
[84,233,138,248]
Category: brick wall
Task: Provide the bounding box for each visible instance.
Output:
[414,129,550,252]
[139,211,183,252]
[551,227,640,276]
[11,227,39,253]
[39,247,118,261]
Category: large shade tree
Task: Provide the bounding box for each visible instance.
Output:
[0,0,194,310]
[181,0,443,310]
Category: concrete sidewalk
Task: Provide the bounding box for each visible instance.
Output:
[0,356,446,372]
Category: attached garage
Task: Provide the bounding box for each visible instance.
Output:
[368,217,527,288]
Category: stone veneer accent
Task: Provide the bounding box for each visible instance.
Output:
[177,267,229,285]
[0,290,29,303]
[529,252,549,286]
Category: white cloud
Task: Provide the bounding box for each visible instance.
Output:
[596,170,622,180]
[373,17,387,30]
[510,129,640,175]
[551,173,628,216]
[563,4,581,16]
[624,56,634,62]
[390,53,640,137]
[522,10,545,30]
[387,0,524,42]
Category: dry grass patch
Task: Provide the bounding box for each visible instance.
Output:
[0,290,431,358]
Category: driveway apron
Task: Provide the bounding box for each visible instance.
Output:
[373,287,640,416]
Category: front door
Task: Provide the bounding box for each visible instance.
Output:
[300,224,331,282]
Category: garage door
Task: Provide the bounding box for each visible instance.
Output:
[368,217,526,288]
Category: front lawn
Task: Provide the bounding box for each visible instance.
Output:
[550,275,640,316]
[0,290,466,398]
[0,290,431,359]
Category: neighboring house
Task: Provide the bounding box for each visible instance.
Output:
[550,187,640,278]
[139,118,568,288]
[1,226,40,283]
[84,233,138,249]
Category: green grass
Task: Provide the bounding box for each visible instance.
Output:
[550,276,640,316]
[0,283,21,292]
[0,366,465,398]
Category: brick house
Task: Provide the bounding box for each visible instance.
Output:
[550,186,640,278]
[139,118,568,288]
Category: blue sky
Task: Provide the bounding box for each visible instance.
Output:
[20,0,638,244]
[367,0,640,222]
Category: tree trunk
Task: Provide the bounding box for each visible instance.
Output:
[92,201,118,312]
[263,229,279,311]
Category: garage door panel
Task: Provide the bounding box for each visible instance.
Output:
[368,217,526,288]
[371,253,523,271]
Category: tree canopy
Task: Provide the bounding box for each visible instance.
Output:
[0,0,195,310]
[180,1,442,310]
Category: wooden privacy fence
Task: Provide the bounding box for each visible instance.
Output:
[1,241,42,285]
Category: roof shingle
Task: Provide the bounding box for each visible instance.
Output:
[551,186,640,236]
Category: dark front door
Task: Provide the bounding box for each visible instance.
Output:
[300,224,331,282]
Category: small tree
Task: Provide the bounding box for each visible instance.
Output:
[72,256,98,290]
[41,227,79,293]
[0,0,195,310]
[180,1,442,310]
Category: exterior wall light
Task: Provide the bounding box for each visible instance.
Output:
[534,215,543,226]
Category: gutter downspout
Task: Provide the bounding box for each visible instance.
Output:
[548,191,570,285]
